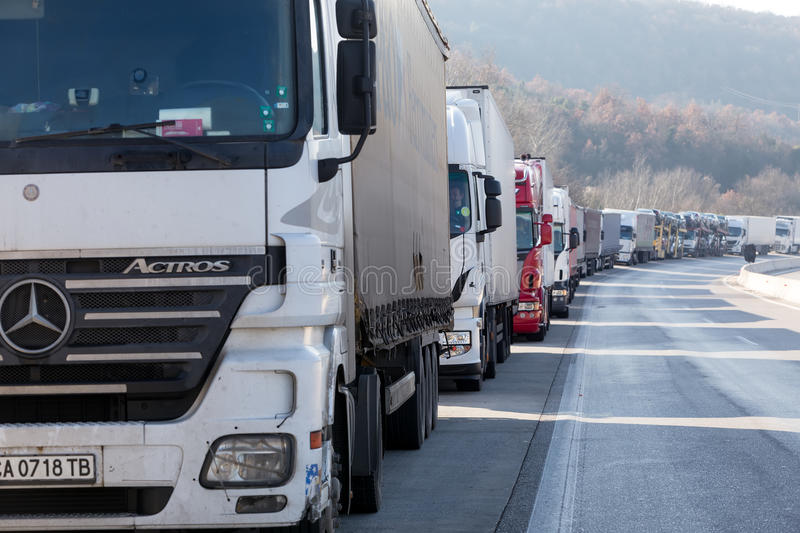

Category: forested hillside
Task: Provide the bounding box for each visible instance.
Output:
[431,0,800,115]
[446,51,800,215]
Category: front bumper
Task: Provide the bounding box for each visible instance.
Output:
[514,296,542,334]
[0,328,331,530]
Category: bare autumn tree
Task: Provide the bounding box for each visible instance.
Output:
[713,167,800,216]
[581,160,720,212]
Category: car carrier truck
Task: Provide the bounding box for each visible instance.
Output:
[0,0,450,530]
[441,87,518,390]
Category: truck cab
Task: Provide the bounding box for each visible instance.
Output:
[0,1,451,530]
[513,157,553,341]
[441,88,518,391]
[551,188,577,317]
[775,218,793,254]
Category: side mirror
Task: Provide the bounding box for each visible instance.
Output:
[319,0,378,182]
[485,198,502,232]
[569,228,580,250]
[337,41,376,135]
[538,223,553,247]
[336,0,377,38]
[483,176,501,197]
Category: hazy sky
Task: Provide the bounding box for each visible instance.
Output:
[694,0,800,16]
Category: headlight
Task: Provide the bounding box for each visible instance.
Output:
[553,289,568,296]
[518,302,540,311]
[201,435,294,488]
[439,331,471,345]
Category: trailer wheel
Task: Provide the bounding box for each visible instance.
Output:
[386,342,425,450]
[423,345,433,439]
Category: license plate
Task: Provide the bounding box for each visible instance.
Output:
[0,455,95,484]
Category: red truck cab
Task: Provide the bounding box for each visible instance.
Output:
[514,158,552,340]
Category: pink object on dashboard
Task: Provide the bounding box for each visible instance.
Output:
[160,119,203,137]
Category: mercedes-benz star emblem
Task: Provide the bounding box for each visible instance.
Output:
[0,279,71,355]
[23,184,39,202]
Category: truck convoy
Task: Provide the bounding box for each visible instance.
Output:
[726,216,775,255]
[441,87,518,390]
[513,157,554,341]
[0,1,451,530]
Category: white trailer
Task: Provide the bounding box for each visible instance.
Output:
[575,206,587,277]
[0,1,450,530]
[442,86,518,390]
[601,212,622,268]
[741,216,776,255]
[551,188,575,317]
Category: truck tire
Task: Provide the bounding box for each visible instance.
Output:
[386,342,425,450]
[496,309,509,364]
[431,345,439,430]
[423,345,433,439]
[484,316,497,379]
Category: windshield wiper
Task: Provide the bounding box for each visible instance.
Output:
[11,121,232,167]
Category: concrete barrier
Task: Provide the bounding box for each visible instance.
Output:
[738,257,800,305]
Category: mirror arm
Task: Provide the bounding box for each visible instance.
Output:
[319,0,374,183]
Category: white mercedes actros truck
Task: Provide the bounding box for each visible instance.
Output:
[440,87,517,391]
[0,0,450,531]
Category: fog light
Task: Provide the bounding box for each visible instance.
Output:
[236,495,288,514]
[201,435,294,488]
[520,312,527,318]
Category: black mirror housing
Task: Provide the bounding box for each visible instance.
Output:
[337,41,377,135]
[483,176,502,198]
[569,228,580,249]
[336,0,377,39]
[485,197,502,232]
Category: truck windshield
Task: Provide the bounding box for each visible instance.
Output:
[620,225,633,240]
[1,0,296,142]
[686,230,696,239]
[449,170,472,237]
[553,223,564,254]
[517,209,535,251]
[777,227,790,236]
[728,226,742,237]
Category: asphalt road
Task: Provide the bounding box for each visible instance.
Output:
[341,254,800,532]
[527,255,800,532]
[339,295,579,532]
